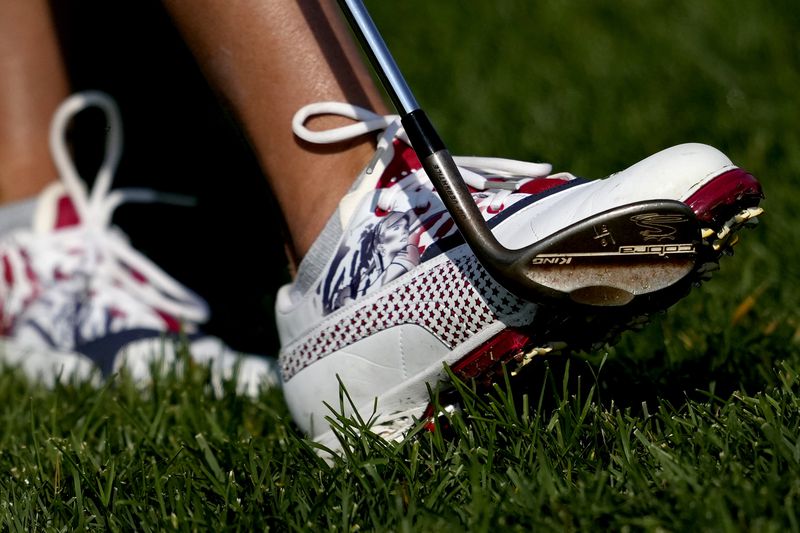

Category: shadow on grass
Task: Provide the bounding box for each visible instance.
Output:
[495,323,792,420]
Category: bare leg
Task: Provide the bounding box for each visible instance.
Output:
[162,0,388,259]
[0,0,69,204]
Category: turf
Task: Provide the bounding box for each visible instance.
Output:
[2,0,799,530]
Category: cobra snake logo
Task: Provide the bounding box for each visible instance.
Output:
[630,213,688,242]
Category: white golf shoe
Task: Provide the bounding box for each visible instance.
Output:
[0,91,279,394]
[277,102,763,448]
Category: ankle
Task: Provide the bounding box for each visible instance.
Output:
[279,137,376,260]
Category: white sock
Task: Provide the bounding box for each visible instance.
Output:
[0,197,37,237]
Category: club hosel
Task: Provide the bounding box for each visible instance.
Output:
[402,111,509,253]
[414,157,564,304]
[402,110,570,303]
[401,109,446,157]
[421,149,511,252]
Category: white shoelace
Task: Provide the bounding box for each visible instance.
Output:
[293,102,558,211]
[14,91,209,325]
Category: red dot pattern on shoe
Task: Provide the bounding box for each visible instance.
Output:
[281,254,533,381]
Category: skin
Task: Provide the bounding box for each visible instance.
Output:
[0,0,68,203]
[161,0,390,259]
[1,0,388,262]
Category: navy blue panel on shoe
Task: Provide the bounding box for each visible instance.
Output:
[75,329,173,376]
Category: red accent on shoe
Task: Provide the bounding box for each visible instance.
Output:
[518,176,573,195]
[19,249,37,285]
[451,327,533,381]
[129,267,148,284]
[55,196,81,228]
[3,255,12,286]
[377,141,422,189]
[685,168,763,222]
[421,328,535,432]
[433,218,455,241]
[109,306,128,320]
[156,310,181,333]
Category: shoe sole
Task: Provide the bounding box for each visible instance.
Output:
[0,338,101,386]
[0,337,281,395]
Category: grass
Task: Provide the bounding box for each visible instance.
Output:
[3,354,800,530]
[2,0,799,530]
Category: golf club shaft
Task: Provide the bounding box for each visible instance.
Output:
[337,0,418,114]
[337,0,513,268]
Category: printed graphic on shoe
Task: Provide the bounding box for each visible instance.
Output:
[277,102,763,448]
[0,91,279,394]
[292,103,583,318]
[318,143,581,314]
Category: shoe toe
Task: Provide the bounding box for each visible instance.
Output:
[496,143,736,249]
[607,142,736,202]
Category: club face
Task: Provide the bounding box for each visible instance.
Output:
[407,118,702,309]
[501,200,701,306]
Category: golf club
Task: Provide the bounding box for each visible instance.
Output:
[337,0,702,307]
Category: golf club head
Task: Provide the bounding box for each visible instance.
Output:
[492,200,702,307]
[417,146,702,308]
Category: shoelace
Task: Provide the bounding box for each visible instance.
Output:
[293,102,559,212]
[20,91,210,324]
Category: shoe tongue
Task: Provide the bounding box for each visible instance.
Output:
[338,140,422,228]
[338,164,384,228]
[32,182,81,233]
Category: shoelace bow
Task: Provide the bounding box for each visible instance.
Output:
[24,91,210,324]
[293,102,558,212]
